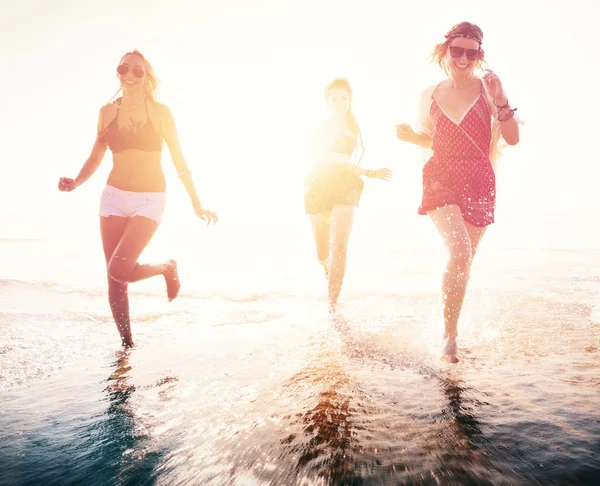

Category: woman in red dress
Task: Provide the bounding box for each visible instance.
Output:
[395,22,520,362]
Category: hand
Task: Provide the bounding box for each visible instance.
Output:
[58,177,77,192]
[193,202,218,225]
[375,168,392,181]
[395,123,416,143]
[482,69,506,104]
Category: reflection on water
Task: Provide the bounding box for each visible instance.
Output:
[287,359,356,483]
[276,316,501,485]
[88,352,162,486]
[438,377,484,453]
[298,381,354,474]
[428,377,501,485]
[3,247,600,485]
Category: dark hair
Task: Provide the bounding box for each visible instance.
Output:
[324,78,365,164]
[432,22,485,73]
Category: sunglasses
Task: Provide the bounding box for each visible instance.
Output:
[116,64,145,78]
[449,46,480,61]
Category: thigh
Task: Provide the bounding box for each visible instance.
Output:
[465,221,487,257]
[428,204,471,256]
[100,216,130,265]
[109,216,159,265]
[310,212,330,237]
[329,205,355,245]
[132,193,166,225]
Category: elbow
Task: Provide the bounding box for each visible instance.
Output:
[86,153,105,169]
[413,133,432,149]
[422,134,433,149]
[506,134,520,146]
[88,156,101,167]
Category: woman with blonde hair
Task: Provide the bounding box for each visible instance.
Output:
[58,49,218,347]
[395,23,520,362]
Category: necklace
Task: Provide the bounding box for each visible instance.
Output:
[119,95,146,111]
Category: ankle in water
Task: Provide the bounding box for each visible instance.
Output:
[441,335,459,363]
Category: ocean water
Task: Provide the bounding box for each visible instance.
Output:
[1,207,600,485]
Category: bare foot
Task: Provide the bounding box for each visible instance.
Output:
[163,260,181,302]
[328,300,337,314]
[117,326,134,348]
[441,334,459,363]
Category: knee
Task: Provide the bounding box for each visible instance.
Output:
[330,241,348,259]
[316,245,329,263]
[108,256,133,284]
[331,230,351,249]
[448,246,472,270]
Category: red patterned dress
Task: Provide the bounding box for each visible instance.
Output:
[418,83,496,227]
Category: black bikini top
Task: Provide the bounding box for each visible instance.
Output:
[329,131,356,156]
[98,98,162,153]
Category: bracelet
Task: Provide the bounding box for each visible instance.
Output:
[178,171,191,178]
[498,107,517,122]
[493,98,510,110]
[367,170,375,178]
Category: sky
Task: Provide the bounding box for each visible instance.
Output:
[1,0,599,247]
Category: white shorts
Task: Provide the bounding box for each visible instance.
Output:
[99,185,167,224]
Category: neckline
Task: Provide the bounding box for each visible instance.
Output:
[431,80,484,125]
[113,99,156,136]
[432,93,481,125]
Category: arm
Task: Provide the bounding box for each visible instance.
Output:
[395,125,433,149]
[59,107,108,191]
[482,70,520,146]
[159,104,217,224]
[75,140,107,187]
[490,94,520,146]
[395,85,434,149]
[352,166,392,181]
[354,166,371,177]
[159,104,202,207]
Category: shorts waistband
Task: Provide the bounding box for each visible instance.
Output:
[103,184,166,197]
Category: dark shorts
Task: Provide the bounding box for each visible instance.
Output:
[304,164,364,215]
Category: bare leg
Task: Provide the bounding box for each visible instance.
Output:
[107,216,162,282]
[162,260,181,302]
[327,205,355,312]
[101,216,133,347]
[466,221,487,259]
[428,205,487,362]
[108,217,180,299]
[101,216,179,347]
[310,212,331,279]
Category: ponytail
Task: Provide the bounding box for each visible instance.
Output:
[345,109,365,166]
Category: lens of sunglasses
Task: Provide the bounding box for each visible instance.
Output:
[116,64,145,78]
[449,46,479,61]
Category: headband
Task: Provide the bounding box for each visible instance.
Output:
[445,33,482,45]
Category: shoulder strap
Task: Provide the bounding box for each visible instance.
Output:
[452,80,489,158]
[97,103,117,138]
[150,98,165,139]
